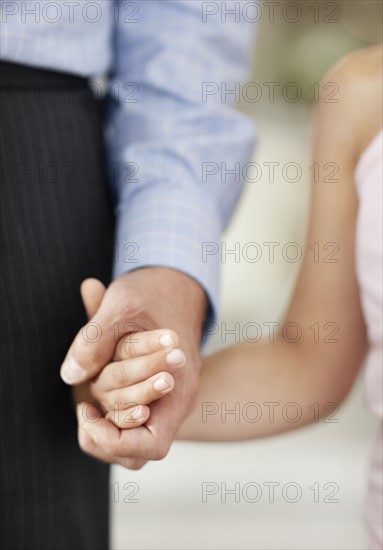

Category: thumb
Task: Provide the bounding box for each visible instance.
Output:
[60,278,109,385]
[81,278,106,319]
[60,279,127,386]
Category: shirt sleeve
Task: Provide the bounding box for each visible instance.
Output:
[106,0,257,326]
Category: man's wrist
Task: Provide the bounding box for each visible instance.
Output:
[121,266,208,337]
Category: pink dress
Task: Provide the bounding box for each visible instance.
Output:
[355,129,383,549]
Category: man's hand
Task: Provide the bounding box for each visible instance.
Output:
[65,268,207,469]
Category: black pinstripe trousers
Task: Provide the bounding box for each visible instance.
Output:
[0,62,115,550]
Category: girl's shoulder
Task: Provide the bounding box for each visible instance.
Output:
[317,45,382,160]
[332,44,382,80]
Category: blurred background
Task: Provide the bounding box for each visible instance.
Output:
[112,2,382,548]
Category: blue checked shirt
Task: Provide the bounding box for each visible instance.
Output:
[1,0,257,325]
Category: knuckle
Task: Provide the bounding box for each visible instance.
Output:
[102,439,119,457]
[113,363,129,386]
[140,356,151,374]
[126,460,146,471]
[122,290,143,317]
[92,429,119,456]
[100,399,113,417]
[151,443,170,461]
[139,380,153,402]
[78,430,92,454]
[118,334,137,359]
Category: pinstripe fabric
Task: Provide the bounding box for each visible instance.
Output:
[0,61,114,550]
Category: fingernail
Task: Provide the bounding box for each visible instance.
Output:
[60,356,86,384]
[131,407,143,421]
[158,333,174,348]
[153,376,171,392]
[166,349,185,366]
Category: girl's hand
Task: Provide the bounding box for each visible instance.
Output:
[88,329,185,429]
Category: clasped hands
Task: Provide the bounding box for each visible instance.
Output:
[60,268,206,470]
